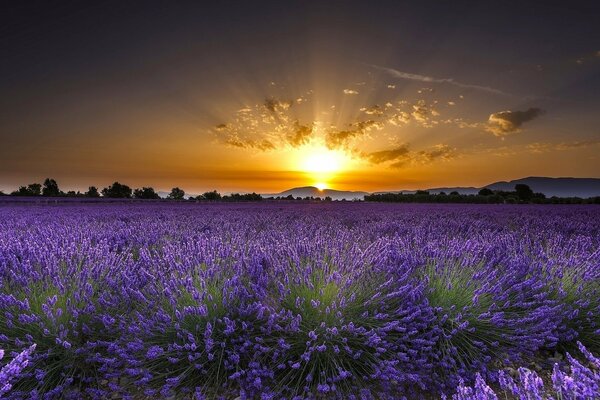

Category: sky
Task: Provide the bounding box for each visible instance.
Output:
[1,1,600,194]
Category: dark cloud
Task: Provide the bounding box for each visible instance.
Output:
[325,120,385,150]
[286,122,313,147]
[225,137,276,151]
[264,98,293,112]
[486,107,543,136]
[527,140,600,153]
[216,85,446,153]
[416,144,456,163]
[325,129,361,150]
[365,144,456,168]
[367,145,411,164]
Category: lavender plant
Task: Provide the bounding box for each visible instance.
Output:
[452,341,600,399]
[0,201,598,398]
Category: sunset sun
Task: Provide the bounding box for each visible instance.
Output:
[301,149,344,174]
[294,146,351,189]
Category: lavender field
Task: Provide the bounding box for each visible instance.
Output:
[1,202,599,399]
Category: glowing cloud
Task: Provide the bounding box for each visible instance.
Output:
[486,108,544,136]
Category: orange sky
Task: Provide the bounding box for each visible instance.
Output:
[1,3,599,194]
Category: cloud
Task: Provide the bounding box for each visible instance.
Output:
[214,97,315,150]
[343,89,359,95]
[526,140,600,153]
[286,122,313,147]
[367,145,411,164]
[416,144,456,163]
[486,107,544,136]
[264,98,293,112]
[325,120,385,150]
[225,137,276,151]
[365,144,456,168]
[371,64,510,96]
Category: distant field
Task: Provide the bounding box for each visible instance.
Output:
[1,202,599,399]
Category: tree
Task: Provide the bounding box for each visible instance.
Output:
[42,178,60,196]
[449,191,460,196]
[85,186,100,198]
[515,184,534,202]
[101,182,132,198]
[202,190,221,201]
[134,187,160,199]
[167,187,185,200]
[478,188,493,196]
[28,183,41,196]
[12,183,42,196]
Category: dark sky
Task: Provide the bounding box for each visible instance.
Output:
[1,1,600,193]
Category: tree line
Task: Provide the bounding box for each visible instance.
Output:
[364,184,600,204]
[0,179,262,202]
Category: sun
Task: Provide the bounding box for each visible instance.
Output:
[301,150,344,173]
[288,145,352,189]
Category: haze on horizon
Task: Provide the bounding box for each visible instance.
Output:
[1,1,599,194]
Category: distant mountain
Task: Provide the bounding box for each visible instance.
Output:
[484,177,600,198]
[263,186,368,201]
[268,178,600,201]
[372,177,600,198]
[374,187,480,195]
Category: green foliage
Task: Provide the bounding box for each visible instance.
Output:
[424,264,505,373]
[556,271,600,353]
[0,270,118,393]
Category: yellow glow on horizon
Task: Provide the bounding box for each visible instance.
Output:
[290,145,353,189]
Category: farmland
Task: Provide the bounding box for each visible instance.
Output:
[1,202,599,399]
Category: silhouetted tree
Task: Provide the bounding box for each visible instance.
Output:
[202,190,221,201]
[29,183,41,196]
[450,191,460,196]
[478,188,493,196]
[167,187,185,200]
[101,182,132,198]
[42,178,60,196]
[85,186,100,198]
[222,192,262,202]
[515,184,534,201]
[12,183,42,196]
[134,187,160,199]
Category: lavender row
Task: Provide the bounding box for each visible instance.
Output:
[0,203,599,398]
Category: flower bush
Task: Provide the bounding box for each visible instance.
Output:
[0,202,598,398]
